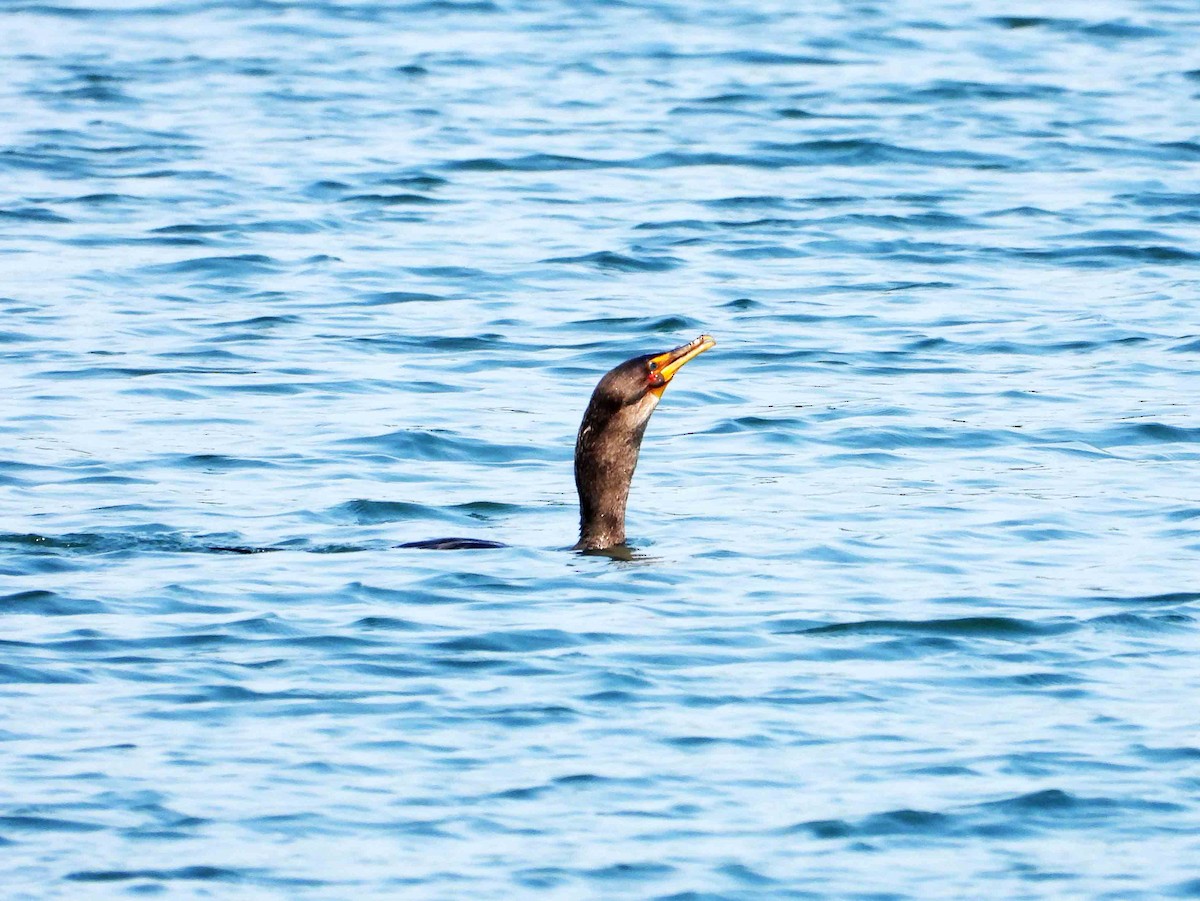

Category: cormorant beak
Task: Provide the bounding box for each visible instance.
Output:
[649,334,716,397]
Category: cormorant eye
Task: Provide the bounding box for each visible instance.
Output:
[648,361,658,371]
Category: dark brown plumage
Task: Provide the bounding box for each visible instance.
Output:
[574,335,715,550]
[401,334,714,551]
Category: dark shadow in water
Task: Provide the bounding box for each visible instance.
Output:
[574,543,664,565]
[576,543,637,562]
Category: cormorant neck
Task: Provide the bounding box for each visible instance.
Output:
[573,392,659,551]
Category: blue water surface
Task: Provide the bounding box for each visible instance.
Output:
[3,0,1200,897]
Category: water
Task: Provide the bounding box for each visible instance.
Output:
[3,0,1200,896]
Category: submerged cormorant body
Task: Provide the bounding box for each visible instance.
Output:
[400,334,715,552]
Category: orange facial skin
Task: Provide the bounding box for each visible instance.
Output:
[647,334,716,397]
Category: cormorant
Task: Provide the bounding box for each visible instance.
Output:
[401,334,715,552]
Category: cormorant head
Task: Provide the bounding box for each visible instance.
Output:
[587,334,717,424]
